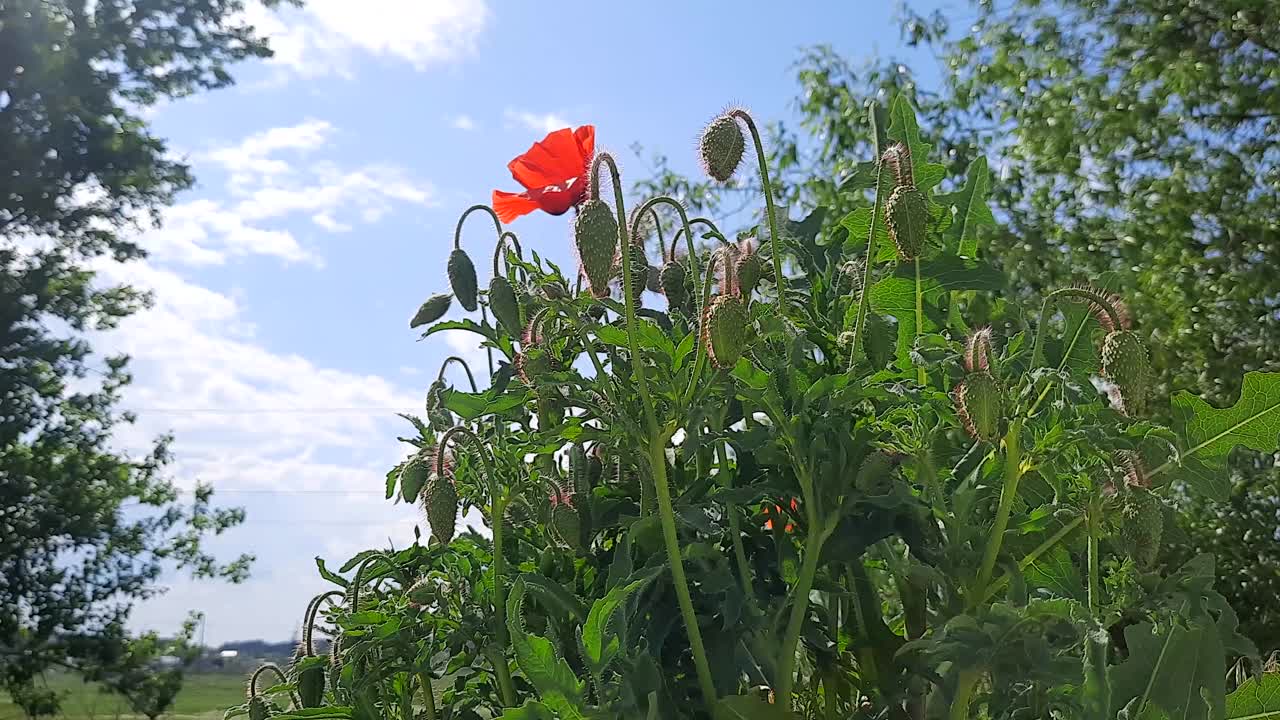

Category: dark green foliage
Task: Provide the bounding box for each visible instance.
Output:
[411,293,453,328]
[448,249,479,312]
[489,276,522,337]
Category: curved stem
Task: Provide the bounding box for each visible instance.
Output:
[454,204,502,251]
[670,216,723,263]
[491,230,523,277]
[1026,286,1123,416]
[436,356,479,391]
[973,419,1024,603]
[302,590,344,656]
[848,105,887,370]
[630,196,701,298]
[348,551,403,613]
[250,663,299,708]
[680,251,723,411]
[436,426,516,707]
[729,109,785,302]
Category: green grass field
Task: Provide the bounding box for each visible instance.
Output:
[0,672,246,720]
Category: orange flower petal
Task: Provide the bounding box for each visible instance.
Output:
[492,190,541,223]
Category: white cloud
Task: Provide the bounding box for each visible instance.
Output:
[245,0,489,78]
[199,120,334,180]
[451,114,476,131]
[139,199,319,267]
[233,163,436,223]
[504,108,570,134]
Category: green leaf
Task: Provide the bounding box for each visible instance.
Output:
[867,257,1007,364]
[714,695,798,720]
[1166,372,1280,499]
[1108,616,1229,720]
[268,709,354,720]
[1225,673,1280,719]
[495,701,558,720]
[934,156,995,258]
[885,94,946,194]
[580,569,660,677]
[443,386,532,420]
[315,558,348,588]
[518,572,588,622]
[1022,545,1085,602]
[505,579,584,714]
[838,160,879,192]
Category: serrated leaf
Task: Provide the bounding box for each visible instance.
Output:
[580,568,660,677]
[518,572,588,622]
[1225,672,1280,718]
[505,580,584,713]
[1165,372,1280,498]
[443,387,532,420]
[867,257,1007,364]
[934,156,995,258]
[885,95,946,194]
[315,558,348,588]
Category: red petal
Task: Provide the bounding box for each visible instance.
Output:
[492,190,540,223]
[507,126,593,190]
[527,176,586,216]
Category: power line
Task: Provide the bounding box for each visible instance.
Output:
[130,407,419,415]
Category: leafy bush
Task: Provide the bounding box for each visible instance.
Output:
[227,99,1280,720]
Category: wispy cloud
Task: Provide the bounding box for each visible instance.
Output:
[504,108,571,134]
[451,114,476,131]
[245,0,490,78]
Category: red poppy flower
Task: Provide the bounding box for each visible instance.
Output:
[492,125,595,223]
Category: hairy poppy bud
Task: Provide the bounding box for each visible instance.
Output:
[1119,487,1163,566]
[488,276,521,337]
[703,294,750,369]
[856,451,896,495]
[410,293,452,328]
[425,380,453,429]
[700,115,745,183]
[421,471,459,545]
[549,488,582,551]
[574,200,619,297]
[616,243,649,305]
[1101,330,1152,417]
[660,260,689,311]
[885,185,928,261]
[734,244,764,299]
[954,371,1004,442]
[296,663,325,708]
[248,696,269,720]
[448,249,479,311]
[502,497,533,539]
[398,455,429,504]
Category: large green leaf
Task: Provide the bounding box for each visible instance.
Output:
[1225,673,1280,719]
[495,701,557,720]
[934,156,995,258]
[867,256,1006,364]
[1164,372,1280,499]
[580,569,660,677]
[1108,617,1226,720]
[506,579,585,717]
[885,95,946,194]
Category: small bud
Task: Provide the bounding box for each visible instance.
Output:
[295,663,325,708]
[421,467,459,545]
[447,249,479,312]
[488,276,522,337]
[953,371,1005,442]
[410,293,452,328]
[574,200,619,297]
[885,185,929,260]
[248,696,269,720]
[733,241,764,299]
[1119,486,1163,566]
[856,451,897,496]
[398,455,429,504]
[700,115,746,183]
[549,487,582,551]
[1101,330,1152,417]
[702,294,750,369]
[659,259,689,311]
[615,242,649,306]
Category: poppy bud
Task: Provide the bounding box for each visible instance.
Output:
[885,185,929,261]
[660,260,689,310]
[1119,486,1163,566]
[616,243,649,306]
[295,663,325,709]
[574,199,619,297]
[1101,330,1152,417]
[248,696,269,720]
[502,498,533,538]
[700,115,745,183]
[646,264,662,294]
[410,293,452,328]
[953,371,1004,442]
[488,276,522,337]
[425,380,453,429]
[856,451,895,495]
[540,281,570,301]
[734,244,765,299]
[703,293,750,369]
[447,249,479,311]
[398,455,429,504]
[549,487,582,551]
[421,469,459,545]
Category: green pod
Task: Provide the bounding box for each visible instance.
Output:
[296,665,325,709]
[488,276,522,337]
[574,200,619,297]
[248,696,269,720]
[954,371,1005,442]
[447,248,479,311]
[660,260,689,311]
[885,185,928,260]
[410,293,452,328]
[551,501,582,552]
[734,251,764,299]
[1120,487,1164,567]
[1101,330,1153,417]
[398,456,429,504]
[699,115,745,183]
[702,294,750,369]
[421,474,459,545]
[618,243,649,306]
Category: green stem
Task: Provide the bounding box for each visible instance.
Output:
[973,419,1024,603]
[436,356,478,391]
[680,250,724,411]
[630,196,701,298]
[1026,286,1125,416]
[715,436,754,600]
[417,673,438,720]
[914,257,926,387]
[454,204,502,251]
[981,515,1083,603]
[848,104,887,370]
[399,673,414,720]
[776,527,827,707]
[649,435,718,707]
[950,669,980,720]
[1083,496,1110,719]
[729,109,785,302]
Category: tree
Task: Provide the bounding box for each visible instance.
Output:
[636,1,1280,651]
[1,0,289,711]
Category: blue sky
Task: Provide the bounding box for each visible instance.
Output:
[120,0,949,644]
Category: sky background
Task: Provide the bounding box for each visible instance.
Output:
[118,0,951,645]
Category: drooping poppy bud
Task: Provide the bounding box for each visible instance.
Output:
[616,242,649,306]
[660,259,689,311]
[549,486,582,551]
[953,328,1006,442]
[733,240,764,298]
[447,248,479,312]
[421,450,459,544]
[425,380,453,429]
[574,199,619,298]
[410,293,452,328]
[248,696,269,720]
[398,454,429,504]
[703,294,750,369]
[700,114,746,183]
[885,185,928,261]
[1101,330,1152,417]
[295,661,325,708]
[488,276,522,337]
[1119,486,1163,567]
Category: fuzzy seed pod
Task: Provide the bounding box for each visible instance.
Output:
[515,348,554,385]
[296,663,325,708]
[885,185,929,261]
[659,260,689,311]
[502,498,534,538]
[488,276,522,337]
[425,380,453,429]
[447,249,479,312]
[734,244,765,299]
[1101,330,1152,417]
[703,294,750,369]
[421,473,459,545]
[616,243,649,305]
[550,496,582,551]
[574,200,619,297]
[248,696,269,720]
[406,577,435,609]
[410,293,452,328]
[954,371,1005,442]
[856,451,896,496]
[700,115,745,183]
[398,455,429,504]
[1120,487,1163,566]
[540,281,569,301]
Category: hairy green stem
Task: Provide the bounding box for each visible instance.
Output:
[1026,286,1125,416]
[973,419,1024,602]
[436,356,478,391]
[714,436,754,600]
[302,591,343,656]
[491,230,522,277]
[630,196,701,291]
[914,258,926,386]
[417,673,438,720]
[848,104,888,370]
[729,109,785,302]
[776,525,827,706]
[1083,496,1110,718]
[680,250,723,411]
[453,204,502,251]
[950,669,980,720]
[250,663,299,708]
[981,515,1084,603]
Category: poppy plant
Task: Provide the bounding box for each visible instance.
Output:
[763,497,800,533]
[492,125,595,223]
